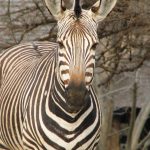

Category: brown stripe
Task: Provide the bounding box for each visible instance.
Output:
[85,72,92,77]
[63,79,69,85]
[61,70,69,74]
[86,63,94,68]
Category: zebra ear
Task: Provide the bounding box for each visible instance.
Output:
[90,0,117,22]
[45,0,66,20]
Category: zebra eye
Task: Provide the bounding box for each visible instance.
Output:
[91,43,98,50]
[58,42,64,49]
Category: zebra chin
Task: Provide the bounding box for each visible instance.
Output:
[65,82,89,113]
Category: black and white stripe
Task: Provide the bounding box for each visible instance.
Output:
[0,41,101,149]
[57,10,99,88]
[0,1,102,149]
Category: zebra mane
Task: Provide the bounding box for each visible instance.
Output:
[74,0,82,19]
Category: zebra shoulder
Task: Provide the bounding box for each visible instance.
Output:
[31,41,58,56]
[0,41,58,87]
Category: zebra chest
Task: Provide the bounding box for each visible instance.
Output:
[22,103,100,150]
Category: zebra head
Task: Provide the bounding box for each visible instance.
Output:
[45,0,117,112]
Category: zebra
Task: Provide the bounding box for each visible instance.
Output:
[0,0,117,149]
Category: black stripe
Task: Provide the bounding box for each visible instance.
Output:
[74,0,82,19]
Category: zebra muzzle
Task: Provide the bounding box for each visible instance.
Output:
[66,82,88,113]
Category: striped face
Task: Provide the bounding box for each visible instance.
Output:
[57,10,99,90]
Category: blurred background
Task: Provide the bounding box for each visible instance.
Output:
[0,0,149,149]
